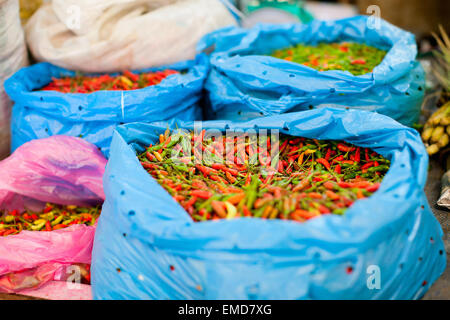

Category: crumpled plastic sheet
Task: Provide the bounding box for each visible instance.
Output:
[0,136,106,293]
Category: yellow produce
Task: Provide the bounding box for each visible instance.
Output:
[431,126,445,143]
[427,144,440,156]
[422,102,450,155]
[422,127,434,141]
[19,0,42,24]
[438,134,449,148]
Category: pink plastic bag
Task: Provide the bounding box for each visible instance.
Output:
[0,136,107,293]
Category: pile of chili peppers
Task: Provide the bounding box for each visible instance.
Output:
[138,130,390,222]
[271,42,387,76]
[0,203,101,237]
[39,69,178,93]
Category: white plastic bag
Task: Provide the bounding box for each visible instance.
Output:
[25,0,237,72]
[0,0,28,159]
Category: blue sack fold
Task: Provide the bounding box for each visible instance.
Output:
[4,55,209,157]
[197,16,425,126]
[91,108,445,300]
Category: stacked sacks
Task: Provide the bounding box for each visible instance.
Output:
[25,0,238,72]
[0,0,28,159]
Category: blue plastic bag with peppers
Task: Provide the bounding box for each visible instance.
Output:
[4,55,208,157]
[91,108,445,300]
[196,15,425,126]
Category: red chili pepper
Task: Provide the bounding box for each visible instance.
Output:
[354,147,360,163]
[361,161,375,170]
[242,205,252,217]
[324,148,331,161]
[43,205,53,213]
[3,229,17,236]
[335,164,342,174]
[351,59,366,65]
[316,158,331,171]
[190,190,213,199]
[196,165,216,177]
[366,183,380,192]
[55,224,68,230]
[45,221,52,231]
[184,196,198,209]
[338,181,351,188]
[332,155,344,163]
[318,204,330,214]
[146,151,154,161]
[280,140,289,153]
[365,148,370,162]
[323,181,335,190]
[307,192,323,199]
[326,190,340,200]
[349,181,370,188]
[337,143,355,153]
[225,171,236,183]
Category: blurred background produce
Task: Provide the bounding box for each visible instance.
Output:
[19,0,42,24]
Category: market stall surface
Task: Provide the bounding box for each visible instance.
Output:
[0,158,448,300]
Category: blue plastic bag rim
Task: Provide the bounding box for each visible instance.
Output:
[108,107,431,253]
[197,15,417,82]
[4,54,207,104]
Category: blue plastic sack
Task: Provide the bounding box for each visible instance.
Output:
[91,108,445,300]
[4,55,208,157]
[197,16,425,126]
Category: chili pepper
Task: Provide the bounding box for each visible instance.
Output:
[338,181,351,188]
[323,181,335,190]
[326,190,340,200]
[316,158,331,171]
[227,193,246,205]
[332,155,344,163]
[324,148,332,161]
[365,148,370,162]
[271,43,385,76]
[138,130,389,222]
[337,143,355,153]
[354,147,361,163]
[291,209,319,220]
[211,201,227,218]
[3,229,17,236]
[190,190,213,199]
[361,161,375,170]
[40,69,178,93]
[366,183,380,192]
[45,221,52,231]
[351,59,366,65]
